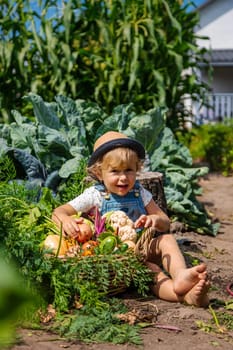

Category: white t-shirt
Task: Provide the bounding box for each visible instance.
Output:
[68,184,152,214]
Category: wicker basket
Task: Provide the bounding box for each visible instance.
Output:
[108,227,156,295]
[109,228,157,295]
[134,227,156,262]
[74,253,145,296]
[73,227,155,296]
[107,255,134,295]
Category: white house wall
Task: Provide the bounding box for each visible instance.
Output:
[191,0,233,122]
[196,0,233,49]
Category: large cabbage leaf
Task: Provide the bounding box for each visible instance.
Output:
[23,93,60,130]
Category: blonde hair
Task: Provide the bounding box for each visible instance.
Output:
[87,147,144,180]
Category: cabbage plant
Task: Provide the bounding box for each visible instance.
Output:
[0,93,219,235]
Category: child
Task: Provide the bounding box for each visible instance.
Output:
[52,131,210,307]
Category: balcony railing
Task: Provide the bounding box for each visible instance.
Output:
[193,93,233,124]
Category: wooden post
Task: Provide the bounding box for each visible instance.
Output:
[137,171,167,213]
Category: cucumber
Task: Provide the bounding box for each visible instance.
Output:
[99,236,117,254]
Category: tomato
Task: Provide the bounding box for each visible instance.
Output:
[81,240,98,256]
[82,240,98,249]
[71,216,94,243]
[99,236,117,254]
[82,240,98,251]
[82,249,93,257]
[76,222,93,243]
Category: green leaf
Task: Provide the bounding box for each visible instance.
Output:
[128,107,166,154]
[58,156,84,178]
[150,127,193,169]
[6,148,47,182]
[162,0,182,36]
[0,139,9,158]
[95,103,136,140]
[23,94,60,130]
[37,125,70,157]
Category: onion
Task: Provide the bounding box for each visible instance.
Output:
[43,234,68,256]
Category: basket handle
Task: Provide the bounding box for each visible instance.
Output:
[134,227,156,262]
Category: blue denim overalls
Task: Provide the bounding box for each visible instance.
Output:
[95,180,147,222]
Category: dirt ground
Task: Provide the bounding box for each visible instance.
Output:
[11,173,233,350]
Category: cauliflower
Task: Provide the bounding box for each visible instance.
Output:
[104,210,137,243]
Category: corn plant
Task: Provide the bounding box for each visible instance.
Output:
[0,0,210,131]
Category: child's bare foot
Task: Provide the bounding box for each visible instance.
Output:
[183,278,210,307]
[173,263,207,296]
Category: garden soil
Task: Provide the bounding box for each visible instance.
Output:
[11,173,233,350]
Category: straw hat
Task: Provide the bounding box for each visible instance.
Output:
[88,131,145,166]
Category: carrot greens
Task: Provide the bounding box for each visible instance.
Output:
[0,178,153,345]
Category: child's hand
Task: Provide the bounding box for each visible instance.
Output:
[61,216,84,239]
[134,214,160,229]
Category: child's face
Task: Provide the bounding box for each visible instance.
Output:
[97,149,138,196]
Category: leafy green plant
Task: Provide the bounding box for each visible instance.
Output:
[57,158,89,202]
[197,301,233,336]
[0,155,16,182]
[178,122,233,175]
[0,0,210,131]
[150,127,219,235]
[52,301,142,345]
[0,93,218,235]
[0,93,106,183]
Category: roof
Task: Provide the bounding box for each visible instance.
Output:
[201,49,233,67]
[197,0,215,11]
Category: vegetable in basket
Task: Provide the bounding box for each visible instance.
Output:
[103,210,137,243]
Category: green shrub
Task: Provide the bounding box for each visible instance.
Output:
[178,122,233,176]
